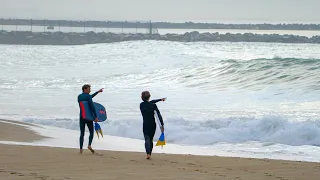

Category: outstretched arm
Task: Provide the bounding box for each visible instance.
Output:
[150,99,161,104]
[91,91,99,98]
[91,88,104,98]
[150,97,166,104]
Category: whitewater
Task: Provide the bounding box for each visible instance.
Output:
[1,40,320,162]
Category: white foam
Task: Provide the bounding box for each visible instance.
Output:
[1,120,320,163]
[21,115,320,147]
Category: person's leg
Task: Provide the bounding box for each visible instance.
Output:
[79,118,86,153]
[149,128,156,155]
[86,120,95,153]
[143,133,152,158]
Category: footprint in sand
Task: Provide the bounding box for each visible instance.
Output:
[275,177,288,180]
[264,173,273,177]
[93,153,103,156]
[195,169,208,173]
[187,163,196,166]
[37,175,51,179]
[6,170,55,180]
[213,172,226,177]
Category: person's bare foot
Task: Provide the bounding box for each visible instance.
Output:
[88,145,95,154]
[80,149,83,154]
[146,154,151,160]
[87,146,103,156]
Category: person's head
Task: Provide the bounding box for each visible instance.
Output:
[82,84,91,93]
[141,91,151,101]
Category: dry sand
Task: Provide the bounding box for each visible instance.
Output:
[1,120,320,180]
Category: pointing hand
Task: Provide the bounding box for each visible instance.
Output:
[98,88,104,93]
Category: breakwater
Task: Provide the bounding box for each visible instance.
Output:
[0,30,320,45]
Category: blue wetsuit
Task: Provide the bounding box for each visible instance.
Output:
[77,91,99,150]
[140,99,164,155]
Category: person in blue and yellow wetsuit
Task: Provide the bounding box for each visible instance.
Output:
[140,91,165,159]
[77,84,103,154]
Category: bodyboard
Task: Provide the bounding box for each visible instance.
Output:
[79,101,107,122]
[154,110,166,147]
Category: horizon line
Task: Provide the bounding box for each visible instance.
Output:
[1,17,320,25]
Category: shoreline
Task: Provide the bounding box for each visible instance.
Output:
[0,119,47,142]
[1,30,320,45]
[1,119,320,180]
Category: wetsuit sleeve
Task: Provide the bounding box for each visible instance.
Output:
[150,99,162,104]
[91,91,99,98]
[88,95,97,118]
[154,104,164,126]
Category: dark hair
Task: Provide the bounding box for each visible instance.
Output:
[82,84,91,92]
[141,91,150,101]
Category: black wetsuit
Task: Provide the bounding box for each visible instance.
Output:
[139,99,164,155]
[77,91,99,150]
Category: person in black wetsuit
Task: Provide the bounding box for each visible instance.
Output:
[77,84,103,154]
[139,91,165,159]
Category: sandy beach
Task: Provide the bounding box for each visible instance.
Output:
[1,120,320,180]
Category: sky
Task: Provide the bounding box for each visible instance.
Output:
[0,0,319,23]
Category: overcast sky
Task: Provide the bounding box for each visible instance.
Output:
[0,0,319,23]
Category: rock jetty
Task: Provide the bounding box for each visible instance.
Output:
[0,30,320,45]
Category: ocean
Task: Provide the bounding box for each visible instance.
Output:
[1,40,320,162]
